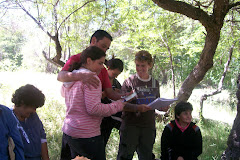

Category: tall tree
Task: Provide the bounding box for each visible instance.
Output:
[1,0,96,67]
[152,0,240,101]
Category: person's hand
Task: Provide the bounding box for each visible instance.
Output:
[72,156,90,160]
[125,90,133,96]
[102,91,107,99]
[121,91,137,102]
[76,72,99,89]
[137,104,151,112]
[119,89,133,97]
[113,88,121,93]
[177,156,184,160]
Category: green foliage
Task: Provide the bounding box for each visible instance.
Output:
[0,28,25,71]
[201,10,240,91]
[199,120,231,160]
[38,99,65,159]
[1,0,240,90]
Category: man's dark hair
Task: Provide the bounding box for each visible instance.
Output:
[12,84,45,108]
[106,58,124,72]
[174,101,193,120]
[90,30,113,43]
[69,46,106,72]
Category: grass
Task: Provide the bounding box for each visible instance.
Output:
[0,71,236,160]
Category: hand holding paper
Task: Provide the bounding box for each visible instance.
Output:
[121,92,137,102]
[136,104,151,112]
[148,98,178,110]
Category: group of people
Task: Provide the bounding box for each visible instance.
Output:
[57,30,203,160]
[1,29,203,160]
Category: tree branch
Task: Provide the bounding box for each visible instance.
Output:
[228,2,240,10]
[225,20,240,23]
[212,0,229,26]
[0,8,8,19]
[152,0,213,28]
[100,0,108,28]
[42,51,64,67]
[199,40,237,119]
[14,0,53,39]
[58,0,95,32]
[160,33,176,98]
[193,0,214,9]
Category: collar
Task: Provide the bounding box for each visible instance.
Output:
[175,120,190,132]
[136,73,151,82]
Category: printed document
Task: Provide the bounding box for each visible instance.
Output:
[148,98,178,110]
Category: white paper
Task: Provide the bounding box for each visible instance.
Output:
[123,92,137,101]
[148,98,178,110]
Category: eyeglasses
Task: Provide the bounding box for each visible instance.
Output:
[135,55,150,61]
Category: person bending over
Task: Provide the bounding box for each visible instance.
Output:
[101,58,124,147]
[11,84,49,160]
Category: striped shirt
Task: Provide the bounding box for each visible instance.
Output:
[62,68,124,138]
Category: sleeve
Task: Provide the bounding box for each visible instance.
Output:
[61,85,65,97]
[83,79,124,116]
[61,54,80,71]
[191,127,203,159]
[99,67,112,90]
[7,110,25,160]
[35,114,47,144]
[160,125,172,160]
[122,78,133,92]
[113,79,122,89]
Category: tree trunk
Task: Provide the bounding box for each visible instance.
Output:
[178,28,220,101]
[161,69,168,85]
[152,0,230,101]
[52,33,65,67]
[221,74,240,159]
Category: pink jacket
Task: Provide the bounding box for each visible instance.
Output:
[62,69,124,138]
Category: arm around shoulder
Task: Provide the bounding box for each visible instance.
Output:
[58,70,99,88]
[57,70,78,82]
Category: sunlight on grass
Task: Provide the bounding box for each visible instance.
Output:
[190,88,237,124]
[0,71,237,160]
[0,71,65,159]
